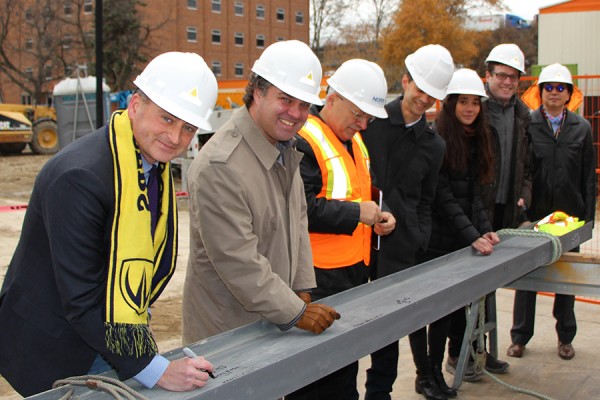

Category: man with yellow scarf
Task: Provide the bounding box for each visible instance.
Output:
[0,52,218,397]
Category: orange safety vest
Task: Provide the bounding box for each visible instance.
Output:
[298,115,372,269]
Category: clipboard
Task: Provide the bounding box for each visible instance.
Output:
[371,185,382,250]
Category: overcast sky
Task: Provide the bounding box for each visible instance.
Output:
[503,0,565,20]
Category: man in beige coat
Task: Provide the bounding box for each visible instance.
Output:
[182,40,340,344]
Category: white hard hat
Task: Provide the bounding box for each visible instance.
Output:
[133,52,218,131]
[405,44,454,101]
[446,68,488,102]
[538,63,573,85]
[327,59,388,119]
[485,43,525,74]
[251,40,323,105]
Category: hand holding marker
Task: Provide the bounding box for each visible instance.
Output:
[183,347,216,379]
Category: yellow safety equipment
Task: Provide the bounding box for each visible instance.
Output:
[534,211,584,236]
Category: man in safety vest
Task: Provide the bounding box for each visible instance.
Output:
[286,59,396,400]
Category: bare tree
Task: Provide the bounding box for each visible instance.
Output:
[0,0,80,103]
[310,0,349,58]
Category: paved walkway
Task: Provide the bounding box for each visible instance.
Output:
[356,288,600,400]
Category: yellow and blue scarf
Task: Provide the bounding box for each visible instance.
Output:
[104,109,178,357]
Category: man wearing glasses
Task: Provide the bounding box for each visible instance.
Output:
[287,59,396,400]
[507,63,596,361]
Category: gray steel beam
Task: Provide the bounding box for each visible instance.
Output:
[28,223,593,400]
[506,254,600,296]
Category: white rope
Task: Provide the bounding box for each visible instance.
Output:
[53,375,149,400]
[497,228,563,266]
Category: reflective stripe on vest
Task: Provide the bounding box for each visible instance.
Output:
[299,116,372,268]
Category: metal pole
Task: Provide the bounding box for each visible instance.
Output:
[95,0,103,128]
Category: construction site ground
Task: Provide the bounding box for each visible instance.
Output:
[1,153,599,399]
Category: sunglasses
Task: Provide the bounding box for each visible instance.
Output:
[543,84,566,93]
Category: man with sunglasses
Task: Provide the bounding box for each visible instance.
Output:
[507,63,596,361]
[286,59,396,400]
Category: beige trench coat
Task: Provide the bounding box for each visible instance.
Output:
[182,106,316,343]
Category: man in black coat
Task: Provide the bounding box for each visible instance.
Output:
[0,52,218,396]
[362,44,454,400]
[507,63,596,361]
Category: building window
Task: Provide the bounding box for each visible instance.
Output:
[276,36,284,41]
[64,1,72,16]
[234,32,244,46]
[212,29,221,44]
[62,34,72,49]
[276,8,284,21]
[234,1,243,16]
[21,94,32,105]
[234,63,244,77]
[187,27,197,42]
[256,4,265,19]
[65,65,73,76]
[188,0,197,9]
[295,11,304,24]
[212,0,221,13]
[25,38,33,50]
[44,65,53,80]
[25,8,33,21]
[256,34,265,48]
[84,0,93,14]
[212,61,222,76]
[24,67,33,79]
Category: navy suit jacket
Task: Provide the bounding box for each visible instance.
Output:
[0,128,155,396]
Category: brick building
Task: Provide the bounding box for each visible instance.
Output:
[0,0,309,104]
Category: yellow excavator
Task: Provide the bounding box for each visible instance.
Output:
[0,104,59,155]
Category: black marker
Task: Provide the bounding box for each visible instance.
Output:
[183,347,216,379]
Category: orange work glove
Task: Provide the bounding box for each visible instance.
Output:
[297,291,311,304]
[295,303,341,334]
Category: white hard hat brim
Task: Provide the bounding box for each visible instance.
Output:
[446,89,489,102]
[269,79,324,106]
[411,73,446,101]
[355,100,388,119]
[143,87,214,131]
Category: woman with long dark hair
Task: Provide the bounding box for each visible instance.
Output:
[409,68,499,400]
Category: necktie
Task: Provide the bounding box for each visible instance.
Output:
[147,165,159,237]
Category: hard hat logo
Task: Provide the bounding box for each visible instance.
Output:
[300,71,317,86]
[180,87,206,109]
[251,40,323,105]
[133,52,218,131]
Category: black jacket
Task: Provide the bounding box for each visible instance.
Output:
[363,96,445,277]
[482,95,532,228]
[0,129,157,396]
[527,107,596,223]
[426,137,493,257]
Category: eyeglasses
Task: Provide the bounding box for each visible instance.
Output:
[492,71,519,82]
[338,96,376,124]
[543,83,566,93]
